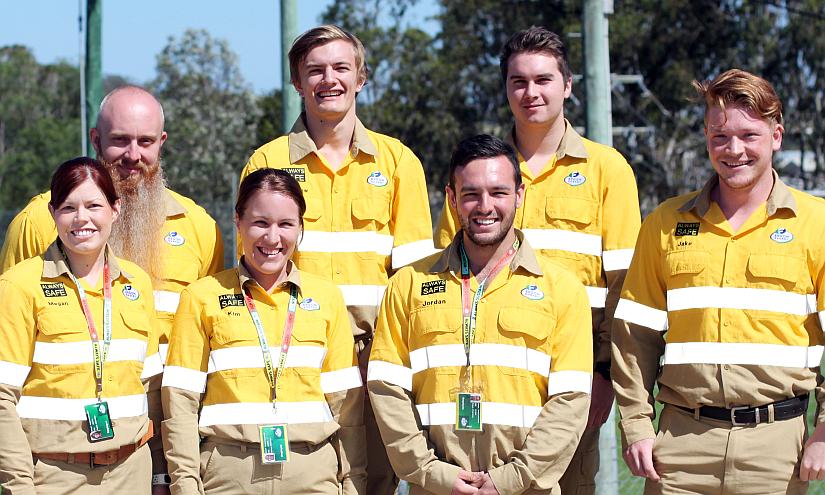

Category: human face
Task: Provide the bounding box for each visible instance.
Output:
[90,91,166,179]
[294,40,364,120]
[236,191,302,287]
[49,178,121,260]
[506,52,572,129]
[447,156,525,248]
[705,104,782,195]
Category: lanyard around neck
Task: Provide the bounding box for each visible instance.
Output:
[59,242,112,401]
[242,281,299,405]
[458,237,519,374]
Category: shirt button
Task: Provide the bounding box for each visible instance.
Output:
[728,402,735,408]
[723,365,730,370]
[724,320,730,326]
[481,298,486,303]
[334,227,339,232]
[530,185,535,189]
[336,268,342,274]
[334,188,339,193]
[108,375,114,381]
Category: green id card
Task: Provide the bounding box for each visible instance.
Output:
[84,401,114,442]
[455,392,482,431]
[259,425,290,464]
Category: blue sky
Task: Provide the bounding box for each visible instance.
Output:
[0,1,439,94]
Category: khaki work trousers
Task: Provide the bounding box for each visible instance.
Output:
[645,404,808,495]
[558,426,599,495]
[32,443,151,495]
[200,438,340,495]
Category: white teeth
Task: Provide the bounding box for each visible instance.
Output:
[259,247,281,255]
[73,230,95,236]
[475,219,495,225]
[725,161,749,166]
[319,91,342,97]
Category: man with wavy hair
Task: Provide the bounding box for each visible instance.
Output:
[614,69,825,493]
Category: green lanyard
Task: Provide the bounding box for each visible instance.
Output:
[458,237,519,377]
[59,242,112,401]
[242,281,298,409]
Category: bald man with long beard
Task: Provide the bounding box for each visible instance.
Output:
[0,86,224,494]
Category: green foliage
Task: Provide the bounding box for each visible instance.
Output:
[149,29,262,202]
[256,88,284,147]
[0,46,82,209]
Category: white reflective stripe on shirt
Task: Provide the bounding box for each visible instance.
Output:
[667,287,817,316]
[0,360,31,388]
[416,401,543,428]
[615,298,669,332]
[521,229,602,256]
[159,343,169,366]
[367,360,412,391]
[339,285,387,307]
[198,400,333,426]
[408,343,551,376]
[16,393,148,420]
[320,366,362,393]
[602,249,634,271]
[162,365,207,393]
[207,345,327,374]
[392,239,439,270]
[32,339,148,365]
[586,286,607,309]
[663,342,824,368]
[140,352,164,379]
[547,370,592,395]
[154,290,181,313]
[298,231,394,256]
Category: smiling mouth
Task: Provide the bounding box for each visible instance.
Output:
[723,160,751,168]
[71,229,97,238]
[473,218,497,226]
[258,246,283,257]
[318,90,343,97]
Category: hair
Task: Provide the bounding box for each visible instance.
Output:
[96,85,165,128]
[288,24,369,88]
[448,135,521,191]
[236,169,307,228]
[500,26,571,84]
[692,69,783,128]
[50,157,119,210]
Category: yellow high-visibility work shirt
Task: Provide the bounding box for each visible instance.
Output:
[613,172,825,447]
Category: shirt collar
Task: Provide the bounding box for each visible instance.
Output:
[287,113,379,164]
[506,119,590,161]
[428,229,544,277]
[164,189,188,217]
[238,258,302,294]
[677,169,797,218]
[41,241,132,281]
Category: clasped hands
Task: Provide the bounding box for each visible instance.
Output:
[451,469,499,495]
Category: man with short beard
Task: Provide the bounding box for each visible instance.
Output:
[0,86,224,494]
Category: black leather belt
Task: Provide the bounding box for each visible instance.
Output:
[676,394,808,426]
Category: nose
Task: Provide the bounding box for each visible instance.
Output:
[321,66,335,83]
[75,206,90,223]
[524,81,538,99]
[263,224,281,242]
[476,193,494,214]
[726,136,743,155]
[123,140,141,163]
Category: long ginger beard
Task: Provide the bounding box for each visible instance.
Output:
[104,158,168,287]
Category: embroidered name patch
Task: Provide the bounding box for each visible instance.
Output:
[219,294,245,309]
[41,283,67,298]
[284,167,306,182]
[564,172,586,186]
[164,231,185,246]
[367,171,388,187]
[675,222,700,236]
[770,228,793,243]
[122,285,140,301]
[299,298,321,311]
[421,280,447,296]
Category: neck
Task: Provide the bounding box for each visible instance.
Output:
[304,109,357,153]
[242,258,289,294]
[462,230,518,282]
[63,245,107,286]
[710,172,775,227]
[513,116,566,162]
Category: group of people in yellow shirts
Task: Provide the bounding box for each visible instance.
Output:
[1,22,825,495]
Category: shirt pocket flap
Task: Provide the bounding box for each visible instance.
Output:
[498,307,553,341]
[120,309,151,338]
[412,305,461,336]
[38,312,87,336]
[163,258,200,285]
[352,196,391,224]
[291,318,328,345]
[747,253,804,282]
[304,194,324,221]
[665,250,708,276]
[212,317,257,346]
[546,197,597,225]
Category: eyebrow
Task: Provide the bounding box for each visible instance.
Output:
[305,60,352,68]
[509,72,554,81]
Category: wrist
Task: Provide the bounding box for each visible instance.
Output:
[152,473,171,486]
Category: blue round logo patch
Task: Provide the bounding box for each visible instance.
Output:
[521,285,544,300]
[122,285,140,301]
[770,228,793,243]
[164,231,185,246]
[367,171,388,187]
[564,172,586,186]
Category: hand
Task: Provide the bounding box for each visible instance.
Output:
[586,371,615,428]
[451,469,482,495]
[152,485,171,495]
[801,423,825,481]
[623,438,660,481]
[471,473,500,495]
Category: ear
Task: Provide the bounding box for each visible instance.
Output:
[48,203,56,222]
[563,77,572,99]
[446,185,457,211]
[771,123,784,151]
[90,128,101,157]
[111,199,121,223]
[159,131,168,147]
[293,79,304,98]
[234,213,241,233]
[515,182,526,209]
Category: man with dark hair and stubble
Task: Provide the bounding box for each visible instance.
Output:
[435,27,641,495]
[369,134,593,495]
[613,69,825,494]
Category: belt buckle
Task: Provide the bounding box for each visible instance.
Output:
[730,405,749,426]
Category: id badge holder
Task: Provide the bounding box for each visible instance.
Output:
[84,401,114,442]
[259,409,290,464]
[453,379,484,432]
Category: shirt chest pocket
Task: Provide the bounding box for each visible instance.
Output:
[409,305,462,351]
[211,317,263,378]
[352,195,391,231]
[545,197,598,230]
[664,250,709,287]
[746,252,805,292]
